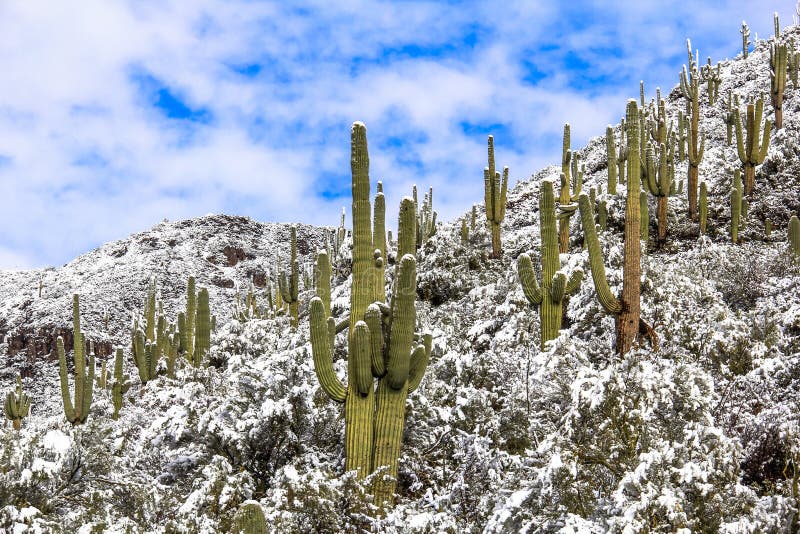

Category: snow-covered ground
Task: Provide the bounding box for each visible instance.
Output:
[1,26,800,534]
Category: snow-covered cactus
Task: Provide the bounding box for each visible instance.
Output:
[111,348,130,420]
[517,179,583,350]
[741,20,750,59]
[579,100,656,355]
[310,123,430,507]
[606,126,618,195]
[4,375,30,430]
[789,44,799,89]
[790,214,800,257]
[484,135,508,258]
[133,328,157,383]
[315,249,332,318]
[558,124,582,252]
[733,97,771,196]
[232,502,267,534]
[699,182,708,235]
[416,186,437,250]
[680,44,706,221]
[770,42,787,129]
[702,58,721,106]
[461,218,469,244]
[278,226,300,327]
[192,288,210,367]
[144,276,157,341]
[643,142,675,245]
[471,204,477,230]
[374,182,387,301]
[58,295,94,425]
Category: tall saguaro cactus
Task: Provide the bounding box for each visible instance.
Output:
[517,179,583,349]
[770,42,787,129]
[790,214,799,258]
[484,135,508,258]
[680,44,706,220]
[279,226,300,327]
[558,124,582,252]
[578,100,656,355]
[309,123,430,507]
[58,295,94,425]
[4,375,31,430]
[734,97,772,196]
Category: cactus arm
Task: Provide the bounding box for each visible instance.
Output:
[407,335,431,393]
[483,167,493,221]
[734,108,746,163]
[499,166,509,221]
[365,304,385,377]
[517,253,542,305]
[386,255,416,391]
[758,120,772,163]
[578,194,623,314]
[565,269,583,295]
[57,337,76,422]
[352,321,373,397]
[549,272,567,303]
[309,298,347,402]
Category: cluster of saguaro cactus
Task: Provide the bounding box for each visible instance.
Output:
[58,294,94,425]
[415,185,436,248]
[770,41,787,130]
[310,122,430,507]
[578,100,656,355]
[790,214,800,258]
[680,40,706,221]
[133,278,182,382]
[643,142,676,246]
[517,179,583,349]
[484,135,508,258]
[279,226,301,327]
[232,502,267,533]
[558,124,582,252]
[733,97,771,196]
[4,375,31,430]
[234,284,268,322]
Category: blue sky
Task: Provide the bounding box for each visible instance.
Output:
[0,0,793,268]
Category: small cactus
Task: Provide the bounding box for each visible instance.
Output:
[699,182,708,235]
[192,288,211,367]
[789,214,799,258]
[111,348,130,420]
[278,226,300,328]
[4,375,31,430]
[461,218,469,245]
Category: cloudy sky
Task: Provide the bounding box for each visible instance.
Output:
[0,1,793,268]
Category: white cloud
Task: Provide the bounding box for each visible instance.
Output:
[0,0,791,267]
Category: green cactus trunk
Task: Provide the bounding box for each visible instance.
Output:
[606,126,617,195]
[484,136,508,258]
[193,288,210,367]
[790,215,800,257]
[315,250,332,318]
[699,182,708,235]
[734,98,771,196]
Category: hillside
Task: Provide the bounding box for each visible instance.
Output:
[2,23,800,534]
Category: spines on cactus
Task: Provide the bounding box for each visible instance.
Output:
[517,179,583,349]
[4,375,31,430]
[232,502,267,534]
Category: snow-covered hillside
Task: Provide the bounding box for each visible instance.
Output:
[1,24,800,534]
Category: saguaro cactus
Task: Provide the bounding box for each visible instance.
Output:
[111,348,130,420]
[790,214,799,257]
[741,21,750,59]
[484,136,508,258]
[180,276,197,363]
[703,58,721,106]
[192,288,211,367]
[279,226,300,327]
[4,375,31,430]
[680,45,706,221]
[733,97,772,196]
[770,42,788,129]
[58,295,94,425]
[730,169,747,244]
[578,100,656,355]
[416,186,437,249]
[723,93,739,146]
[643,142,675,246]
[517,179,583,349]
[310,123,430,507]
[558,124,582,252]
